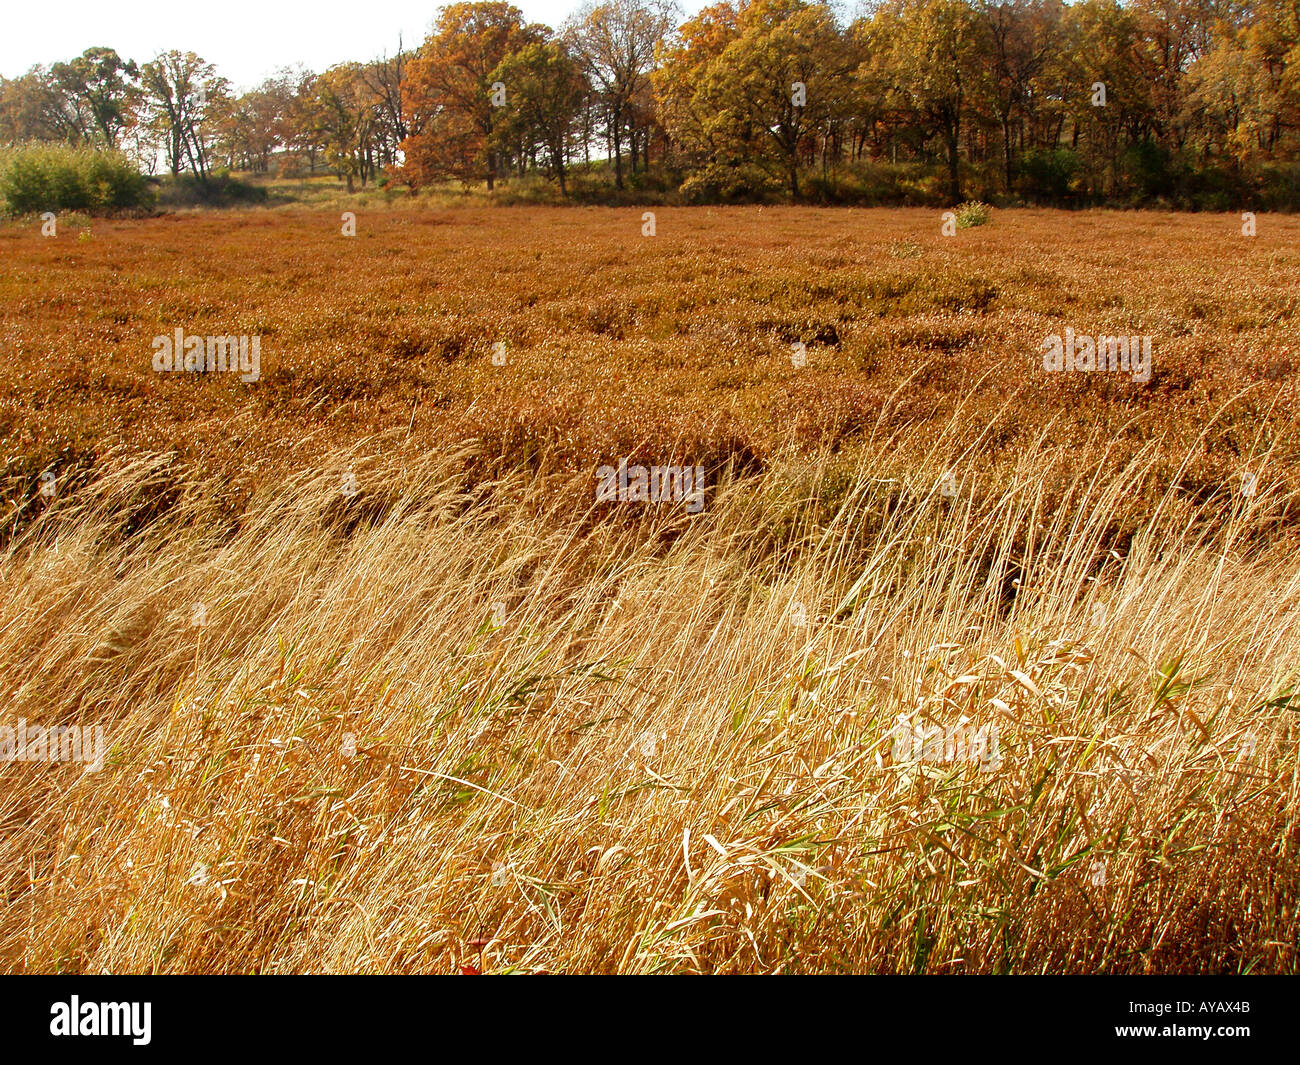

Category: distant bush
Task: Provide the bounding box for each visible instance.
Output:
[896,169,952,207]
[1016,148,1081,202]
[626,167,675,196]
[0,144,152,215]
[953,200,992,228]
[679,162,776,204]
[1177,160,1254,211]
[1120,139,1176,203]
[154,172,269,208]
[801,172,849,204]
[1256,161,1300,211]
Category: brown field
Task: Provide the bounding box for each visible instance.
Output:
[4,207,1299,494]
[2,207,1300,973]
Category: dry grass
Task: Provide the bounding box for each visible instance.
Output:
[2,207,1299,972]
[2,424,1299,973]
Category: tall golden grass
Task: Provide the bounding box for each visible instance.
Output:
[2,410,1297,973]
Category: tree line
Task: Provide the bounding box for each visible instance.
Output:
[3,0,1299,208]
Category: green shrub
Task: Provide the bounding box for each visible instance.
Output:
[898,170,952,206]
[1016,148,1080,201]
[953,200,992,228]
[1257,161,1300,211]
[679,162,776,204]
[153,172,269,207]
[0,144,151,214]
[1120,139,1176,202]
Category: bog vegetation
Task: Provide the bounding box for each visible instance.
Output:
[0,205,1298,972]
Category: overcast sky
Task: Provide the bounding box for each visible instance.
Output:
[2,0,716,91]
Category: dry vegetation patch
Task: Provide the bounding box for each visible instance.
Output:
[1,207,1299,973]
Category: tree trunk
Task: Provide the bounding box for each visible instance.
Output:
[1002,115,1014,192]
[945,125,961,202]
[612,104,624,189]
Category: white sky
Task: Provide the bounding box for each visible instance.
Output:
[2,0,712,91]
